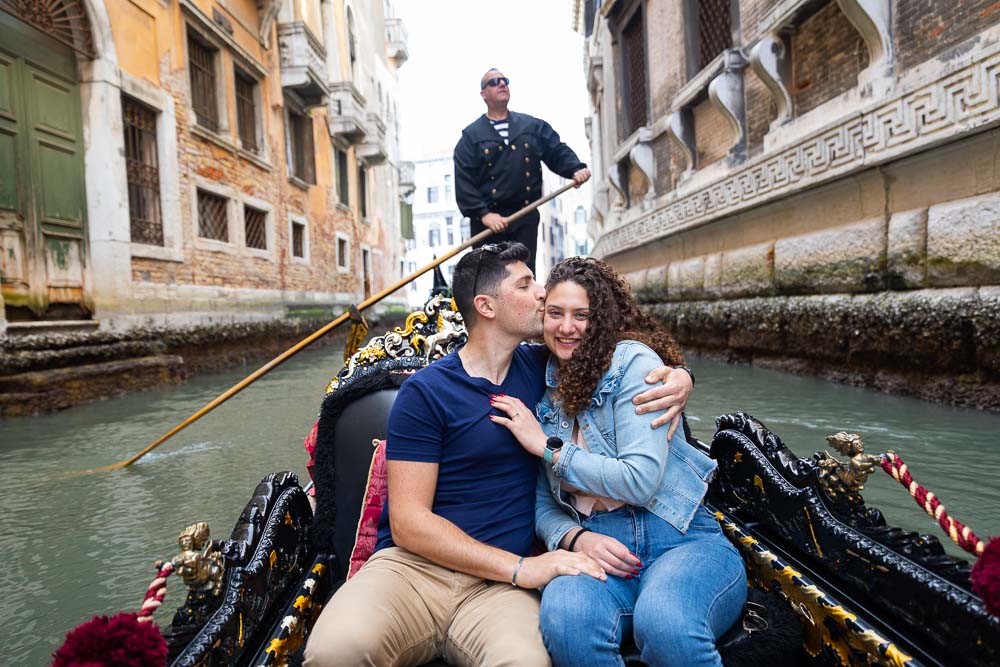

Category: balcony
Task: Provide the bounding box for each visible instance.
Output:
[385,18,408,65]
[277,22,329,108]
[327,81,367,143]
[356,112,387,165]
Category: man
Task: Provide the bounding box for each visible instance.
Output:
[454,69,591,274]
[304,243,693,666]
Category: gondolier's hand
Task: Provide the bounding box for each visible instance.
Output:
[566,530,641,578]
[632,366,693,439]
[515,550,606,589]
[572,168,591,187]
[489,394,547,457]
[481,212,507,232]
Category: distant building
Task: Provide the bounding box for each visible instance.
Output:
[0,0,411,335]
[574,0,1000,408]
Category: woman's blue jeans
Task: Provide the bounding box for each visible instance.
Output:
[539,505,746,667]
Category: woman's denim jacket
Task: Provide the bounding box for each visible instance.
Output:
[535,340,717,552]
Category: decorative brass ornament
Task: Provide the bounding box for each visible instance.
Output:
[171,522,224,598]
[0,0,96,58]
[816,432,882,499]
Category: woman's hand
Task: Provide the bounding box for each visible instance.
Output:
[568,529,641,578]
[489,394,547,457]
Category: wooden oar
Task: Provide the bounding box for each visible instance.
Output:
[83,181,578,474]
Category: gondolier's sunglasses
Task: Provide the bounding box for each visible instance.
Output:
[482,77,510,89]
[472,244,502,296]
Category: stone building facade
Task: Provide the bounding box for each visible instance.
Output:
[0,0,411,336]
[576,0,1000,409]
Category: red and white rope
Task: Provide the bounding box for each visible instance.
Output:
[137,561,174,623]
[881,451,985,557]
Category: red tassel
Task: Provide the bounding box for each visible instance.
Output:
[52,612,167,667]
[971,536,1000,617]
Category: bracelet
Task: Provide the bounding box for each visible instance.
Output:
[511,556,525,587]
[567,528,591,552]
[673,365,695,385]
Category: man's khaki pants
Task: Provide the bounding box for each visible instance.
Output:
[303,547,550,667]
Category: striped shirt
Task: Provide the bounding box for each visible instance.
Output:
[488,117,510,145]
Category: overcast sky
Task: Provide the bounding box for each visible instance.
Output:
[394,0,591,164]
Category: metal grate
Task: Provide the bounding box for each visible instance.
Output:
[622,10,648,135]
[235,70,258,153]
[291,221,305,258]
[244,206,267,250]
[197,190,228,241]
[698,0,731,70]
[289,109,316,183]
[123,96,163,246]
[188,35,218,132]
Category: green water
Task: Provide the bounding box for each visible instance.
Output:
[1,349,998,665]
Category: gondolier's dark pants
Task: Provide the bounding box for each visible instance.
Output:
[303,546,549,667]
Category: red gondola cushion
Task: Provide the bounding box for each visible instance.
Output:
[347,439,388,578]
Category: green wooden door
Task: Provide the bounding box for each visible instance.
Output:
[0,12,89,319]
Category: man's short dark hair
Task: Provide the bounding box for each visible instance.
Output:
[453,242,530,328]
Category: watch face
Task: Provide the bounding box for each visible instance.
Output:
[546,436,563,451]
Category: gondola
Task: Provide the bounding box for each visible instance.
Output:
[56,294,999,667]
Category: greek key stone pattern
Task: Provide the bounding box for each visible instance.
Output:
[594,47,1000,258]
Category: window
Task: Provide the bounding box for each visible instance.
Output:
[444,174,452,199]
[244,205,267,250]
[337,235,349,270]
[428,223,441,247]
[427,186,439,203]
[234,69,258,153]
[362,247,372,298]
[461,217,471,242]
[188,33,218,132]
[123,96,163,246]
[197,190,229,241]
[286,102,316,184]
[445,216,453,245]
[620,8,648,136]
[575,206,586,226]
[359,164,368,218]
[400,259,404,278]
[347,8,358,78]
[291,220,305,258]
[409,261,418,291]
[336,147,349,204]
[696,0,731,70]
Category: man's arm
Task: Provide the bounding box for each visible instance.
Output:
[632,366,694,438]
[537,119,587,179]
[453,133,489,221]
[387,459,606,588]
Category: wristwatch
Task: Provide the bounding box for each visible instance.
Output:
[542,436,563,465]
[673,365,695,385]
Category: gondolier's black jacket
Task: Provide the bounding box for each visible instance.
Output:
[454,111,586,222]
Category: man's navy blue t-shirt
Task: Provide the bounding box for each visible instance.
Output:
[374,344,548,557]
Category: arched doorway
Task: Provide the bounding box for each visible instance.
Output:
[0,1,93,320]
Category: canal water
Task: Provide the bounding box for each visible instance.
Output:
[1,347,999,665]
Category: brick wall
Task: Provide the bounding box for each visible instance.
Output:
[791,1,868,116]
[739,0,787,45]
[693,98,732,167]
[895,0,1000,70]
[744,68,777,158]
[646,0,687,120]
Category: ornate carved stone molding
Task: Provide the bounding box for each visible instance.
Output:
[607,165,625,207]
[750,34,792,126]
[666,109,696,175]
[592,45,1000,259]
[629,127,655,205]
[257,0,282,47]
[707,49,749,156]
[836,0,893,78]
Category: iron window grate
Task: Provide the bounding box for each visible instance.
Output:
[244,206,267,250]
[123,96,163,246]
[197,190,228,241]
[292,222,305,258]
[622,10,648,135]
[698,0,731,70]
[188,35,218,132]
[235,71,258,153]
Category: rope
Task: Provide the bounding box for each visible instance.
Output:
[880,451,985,557]
[137,561,175,623]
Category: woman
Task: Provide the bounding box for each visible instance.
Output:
[490,257,746,667]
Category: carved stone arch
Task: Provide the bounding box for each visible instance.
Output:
[0,0,97,58]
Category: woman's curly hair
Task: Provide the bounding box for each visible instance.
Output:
[545,257,684,417]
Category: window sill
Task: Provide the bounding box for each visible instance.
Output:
[244,247,274,261]
[672,52,726,111]
[130,242,184,263]
[191,124,238,153]
[335,202,352,213]
[290,255,310,265]
[195,237,237,254]
[336,265,351,273]
[288,176,312,191]
[238,148,272,172]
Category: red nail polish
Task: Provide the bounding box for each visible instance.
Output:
[626,574,633,579]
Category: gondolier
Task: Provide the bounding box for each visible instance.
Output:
[454,68,590,273]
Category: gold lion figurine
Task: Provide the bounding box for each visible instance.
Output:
[816,432,882,499]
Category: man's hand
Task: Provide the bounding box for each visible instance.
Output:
[570,530,640,578]
[481,212,507,232]
[572,168,591,187]
[515,549,606,589]
[631,366,693,439]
